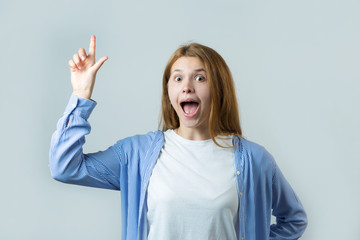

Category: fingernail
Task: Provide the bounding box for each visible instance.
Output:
[81,56,85,61]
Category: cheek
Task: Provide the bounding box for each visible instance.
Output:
[199,87,211,106]
[167,85,177,108]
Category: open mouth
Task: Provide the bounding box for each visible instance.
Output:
[180,100,200,117]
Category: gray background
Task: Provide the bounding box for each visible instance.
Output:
[1,0,359,239]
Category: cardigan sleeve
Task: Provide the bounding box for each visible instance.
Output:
[269,156,308,239]
[49,93,121,190]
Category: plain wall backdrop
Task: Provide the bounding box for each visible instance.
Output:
[1,0,359,239]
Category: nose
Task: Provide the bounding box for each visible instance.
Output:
[182,78,194,93]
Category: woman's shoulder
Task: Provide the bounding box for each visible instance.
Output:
[115,130,163,148]
[235,136,266,153]
[111,130,162,154]
[235,136,275,165]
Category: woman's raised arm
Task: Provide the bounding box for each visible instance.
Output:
[49,35,121,190]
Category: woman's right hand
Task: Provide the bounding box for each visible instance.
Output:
[68,34,108,100]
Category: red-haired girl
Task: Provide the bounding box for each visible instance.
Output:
[50,35,307,240]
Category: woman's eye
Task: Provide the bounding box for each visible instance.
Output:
[195,75,205,81]
[174,76,181,81]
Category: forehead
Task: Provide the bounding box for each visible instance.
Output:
[170,56,205,72]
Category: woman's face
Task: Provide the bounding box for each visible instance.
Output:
[168,56,211,132]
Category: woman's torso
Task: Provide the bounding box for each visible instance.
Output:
[146,129,239,240]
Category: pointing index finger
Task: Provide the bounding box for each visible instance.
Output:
[88,34,96,57]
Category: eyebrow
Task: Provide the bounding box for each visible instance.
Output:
[172,68,206,73]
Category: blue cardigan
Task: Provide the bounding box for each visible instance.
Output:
[49,93,307,240]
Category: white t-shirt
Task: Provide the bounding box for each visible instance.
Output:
[146,129,239,240]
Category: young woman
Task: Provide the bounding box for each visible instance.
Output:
[49,35,307,240]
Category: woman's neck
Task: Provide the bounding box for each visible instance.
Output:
[174,126,211,141]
